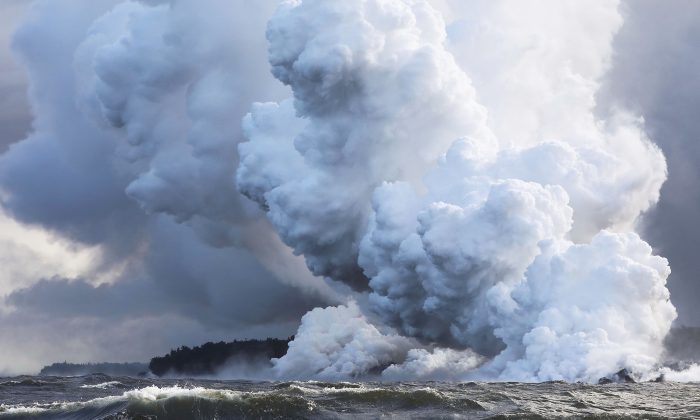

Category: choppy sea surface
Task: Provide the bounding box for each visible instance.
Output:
[0,374,698,419]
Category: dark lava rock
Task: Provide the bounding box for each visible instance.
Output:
[614,369,636,383]
[649,374,665,383]
[598,368,636,384]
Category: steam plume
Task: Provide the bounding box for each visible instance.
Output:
[238,0,675,382]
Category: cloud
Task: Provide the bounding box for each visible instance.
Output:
[238,0,492,290]
[0,0,333,374]
[0,0,31,153]
[272,302,415,379]
[0,214,328,374]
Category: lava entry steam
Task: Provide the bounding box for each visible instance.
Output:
[237,0,675,382]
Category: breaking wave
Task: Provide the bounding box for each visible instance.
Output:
[1,378,700,419]
[0,386,314,419]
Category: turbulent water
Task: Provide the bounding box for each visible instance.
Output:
[0,375,698,419]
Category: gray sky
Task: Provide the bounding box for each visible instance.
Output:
[0,0,30,152]
[0,0,328,375]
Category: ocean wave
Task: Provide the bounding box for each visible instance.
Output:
[79,381,123,389]
[0,405,47,416]
[0,379,50,387]
[0,385,316,419]
[2,381,698,419]
[0,383,485,419]
[269,382,486,412]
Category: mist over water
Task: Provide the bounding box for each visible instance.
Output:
[1,0,699,385]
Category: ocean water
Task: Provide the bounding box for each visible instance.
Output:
[0,375,698,419]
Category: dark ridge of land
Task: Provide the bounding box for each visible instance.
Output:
[39,362,148,377]
[148,337,292,377]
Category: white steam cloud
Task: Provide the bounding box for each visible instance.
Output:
[271,302,414,379]
[238,0,676,382]
[69,0,336,299]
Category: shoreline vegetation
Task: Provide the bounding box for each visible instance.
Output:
[39,362,148,377]
[148,337,291,377]
[37,337,292,378]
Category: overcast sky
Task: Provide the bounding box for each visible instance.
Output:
[0,0,699,375]
[0,0,333,375]
[0,0,30,153]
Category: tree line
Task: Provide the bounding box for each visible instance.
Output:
[148,337,292,376]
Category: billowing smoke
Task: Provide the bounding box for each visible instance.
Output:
[0,0,688,381]
[271,302,414,379]
[0,0,335,374]
[238,0,492,289]
[238,0,676,382]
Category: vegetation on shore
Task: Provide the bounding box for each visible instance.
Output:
[39,362,148,376]
[148,337,292,377]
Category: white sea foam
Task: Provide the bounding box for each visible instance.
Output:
[0,404,47,415]
[80,380,122,389]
